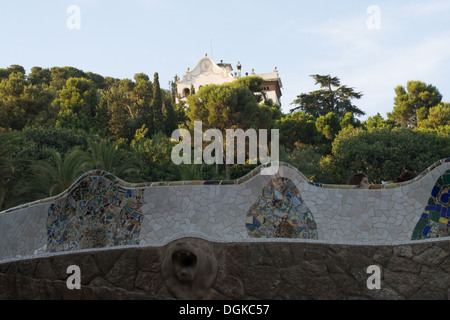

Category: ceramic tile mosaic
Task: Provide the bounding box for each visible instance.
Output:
[1,159,450,264]
[246,178,318,239]
[46,175,145,252]
[411,170,450,240]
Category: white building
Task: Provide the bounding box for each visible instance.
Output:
[176,54,283,106]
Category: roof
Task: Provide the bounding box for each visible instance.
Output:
[257,71,283,88]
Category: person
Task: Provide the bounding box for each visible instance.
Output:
[395,170,417,183]
[347,173,370,186]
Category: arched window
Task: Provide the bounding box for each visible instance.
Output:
[183,88,190,97]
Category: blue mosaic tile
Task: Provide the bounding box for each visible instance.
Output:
[246,178,318,239]
[46,175,145,252]
[412,170,450,240]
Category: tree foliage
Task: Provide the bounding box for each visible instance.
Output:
[86,138,141,180]
[388,80,442,127]
[0,133,24,210]
[104,80,134,140]
[291,74,365,118]
[363,113,399,130]
[315,112,341,140]
[274,111,317,151]
[56,77,98,131]
[321,127,449,184]
[0,72,55,130]
[186,78,273,131]
[22,147,92,200]
[152,72,164,134]
[131,132,179,182]
[418,103,450,129]
[185,77,280,179]
[0,63,448,211]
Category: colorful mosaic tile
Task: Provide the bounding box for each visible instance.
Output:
[246,178,318,239]
[46,175,145,252]
[412,170,450,240]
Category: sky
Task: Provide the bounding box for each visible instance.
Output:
[1,0,449,120]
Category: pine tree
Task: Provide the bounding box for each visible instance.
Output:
[291,75,364,118]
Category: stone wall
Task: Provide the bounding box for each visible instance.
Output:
[0,238,449,300]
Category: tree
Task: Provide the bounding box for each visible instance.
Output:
[0,133,22,210]
[340,112,361,130]
[130,73,154,139]
[186,79,277,179]
[131,132,179,182]
[280,145,323,181]
[186,80,270,132]
[133,73,152,108]
[0,72,31,129]
[178,163,205,181]
[86,71,106,90]
[21,126,93,157]
[363,113,399,130]
[315,112,341,140]
[21,147,92,200]
[388,80,442,127]
[50,66,87,90]
[163,89,178,136]
[418,103,450,129]
[320,127,449,184]
[92,94,110,136]
[55,77,98,131]
[28,66,52,87]
[0,72,54,130]
[152,72,164,134]
[0,65,26,81]
[103,80,134,140]
[274,111,317,151]
[86,138,141,180]
[291,74,365,118]
[235,76,264,93]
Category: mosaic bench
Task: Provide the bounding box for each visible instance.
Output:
[0,158,449,264]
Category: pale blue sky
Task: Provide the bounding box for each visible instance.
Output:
[1,0,449,119]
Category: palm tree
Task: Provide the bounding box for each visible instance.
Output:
[86,138,141,180]
[21,147,92,200]
[178,163,204,181]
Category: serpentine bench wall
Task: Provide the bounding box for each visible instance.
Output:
[0,159,449,264]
